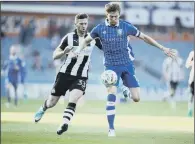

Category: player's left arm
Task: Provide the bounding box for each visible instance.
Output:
[138,33,176,58]
[126,22,176,59]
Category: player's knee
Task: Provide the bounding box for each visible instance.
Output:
[132,96,140,102]
[47,98,58,108]
[131,91,140,102]
[69,89,83,103]
[69,95,82,103]
[47,101,56,108]
[107,86,117,95]
[130,88,140,102]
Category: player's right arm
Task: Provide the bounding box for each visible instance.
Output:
[74,25,100,54]
[185,51,194,69]
[53,34,73,60]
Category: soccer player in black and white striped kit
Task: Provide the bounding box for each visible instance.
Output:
[186,50,194,117]
[34,13,102,135]
[162,50,184,109]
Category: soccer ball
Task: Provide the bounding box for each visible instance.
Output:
[101,70,118,86]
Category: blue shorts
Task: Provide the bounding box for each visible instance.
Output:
[5,77,18,89]
[105,63,140,88]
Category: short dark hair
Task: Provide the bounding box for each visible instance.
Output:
[105,2,121,14]
[75,13,89,21]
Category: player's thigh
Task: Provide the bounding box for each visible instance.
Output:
[5,78,12,89]
[69,78,87,95]
[12,82,18,92]
[121,72,140,89]
[7,80,18,92]
[51,73,70,97]
[69,89,84,103]
[121,64,140,88]
[105,65,121,87]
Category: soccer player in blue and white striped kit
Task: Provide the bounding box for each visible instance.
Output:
[3,45,24,107]
[75,2,177,137]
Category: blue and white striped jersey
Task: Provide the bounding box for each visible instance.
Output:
[3,55,23,82]
[90,19,140,66]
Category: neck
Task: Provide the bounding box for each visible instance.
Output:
[110,23,116,26]
[77,29,85,37]
[107,19,119,27]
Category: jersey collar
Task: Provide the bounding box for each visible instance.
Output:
[9,55,17,60]
[74,29,88,37]
[105,19,119,27]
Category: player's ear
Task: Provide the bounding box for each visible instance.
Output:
[74,22,77,28]
[105,12,108,17]
[74,19,77,26]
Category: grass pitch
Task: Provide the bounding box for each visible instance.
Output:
[1,99,194,144]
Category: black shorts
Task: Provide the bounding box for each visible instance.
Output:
[51,72,87,96]
[170,81,179,90]
[190,81,194,95]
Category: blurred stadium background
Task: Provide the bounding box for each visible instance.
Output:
[1,1,194,144]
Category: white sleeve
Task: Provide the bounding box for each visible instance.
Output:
[162,58,169,74]
[185,51,194,69]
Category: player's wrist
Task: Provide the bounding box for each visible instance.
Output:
[160,46,165,51]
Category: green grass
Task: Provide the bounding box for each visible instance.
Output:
[2,123,193,144]
[1,98,189,116]
[1,98,194,144]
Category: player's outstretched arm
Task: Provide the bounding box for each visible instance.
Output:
[73,35,94,54]
[185,51,194,69]
[81,35,93,49]
[138,32,176,59]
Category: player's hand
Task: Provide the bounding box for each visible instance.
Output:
[63,46,74,54]
[71,46,81,58]
[162,47,177,59]
[68,51,79,59]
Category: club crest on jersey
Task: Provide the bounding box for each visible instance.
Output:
[117,29,123,36]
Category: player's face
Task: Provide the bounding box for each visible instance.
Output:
[75,18,88,34]
[10,46,17,56]
[107,11,120,26]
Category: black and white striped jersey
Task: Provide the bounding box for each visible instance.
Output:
[58,30,102,78]
[162,57,184,82]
